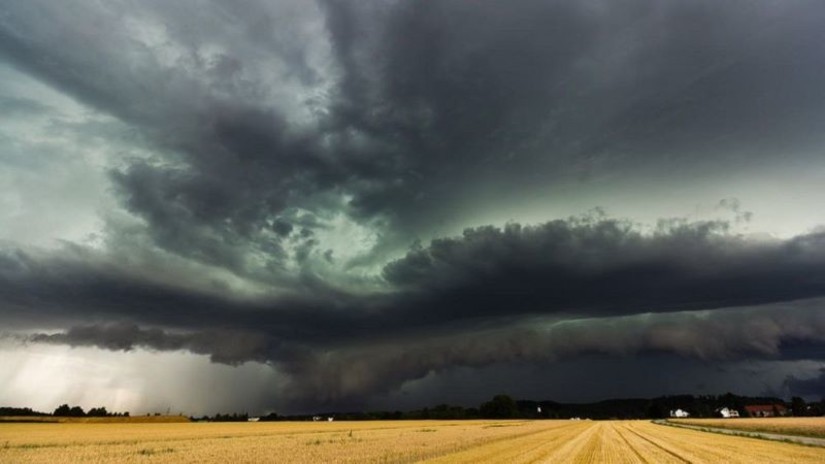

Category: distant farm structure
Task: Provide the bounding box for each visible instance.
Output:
[744,404,788,417]
[669,409,690,418]
[716,407,740,418]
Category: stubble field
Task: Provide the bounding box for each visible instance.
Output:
[1,419,824,463]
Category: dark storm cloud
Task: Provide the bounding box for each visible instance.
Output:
[0,243,370,341]
[2,0,825,270]
[29,323,275,365]
[323,0,825,222]
[384,219,825,323]
[3,0,825,409]
[785,368,825,399]
[6,218,825,337]
[0,0,354,273]
[9,216,825,405]
[284,303,825,404]
[26,299,825,405]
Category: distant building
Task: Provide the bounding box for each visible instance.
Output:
[248,417,260,422]
[669,409,690,418]
[744,404,787,417]
[716,407,740,418]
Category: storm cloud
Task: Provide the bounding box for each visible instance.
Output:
[2,0,825,412]
[12,218,825,405]
[25,299,825,405]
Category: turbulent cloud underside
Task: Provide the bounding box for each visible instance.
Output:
[1,0,825,411]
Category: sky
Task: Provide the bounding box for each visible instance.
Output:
[1,0,825,416]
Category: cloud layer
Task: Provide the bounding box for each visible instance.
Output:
[14,218,825,406]
[2,0,825,411]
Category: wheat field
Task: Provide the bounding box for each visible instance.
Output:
[671,417,825,438]
[1,419,823,463]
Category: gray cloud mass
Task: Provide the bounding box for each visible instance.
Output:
[10,219,825,406]
[2,0,825,411]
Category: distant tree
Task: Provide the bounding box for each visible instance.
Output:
[87,407,109,417]
[645,402,666,419]
[211,412,249,422]
[259,412,280,422]
[692,402,712,418]
[53,404,71,416]
[813,399,825,416]
[480,395,518,418]
[68,406,85,417]
[791,397,807,416]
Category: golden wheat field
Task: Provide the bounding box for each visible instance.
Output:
[671,417,825,438]
[1,419,824,463]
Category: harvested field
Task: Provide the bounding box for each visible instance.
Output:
[671,417,825,439]
[1,419,823,463]
[425,421,825,464]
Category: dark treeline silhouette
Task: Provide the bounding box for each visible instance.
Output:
[192,412,249,422]
[5,393,824,422]
[259,412,281,421]
[0,407,49,417]
[52,404,129,417]
[255,393,825,421]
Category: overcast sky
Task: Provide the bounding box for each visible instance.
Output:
[2,0,825,415]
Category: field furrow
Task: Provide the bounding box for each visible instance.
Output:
[422,420,593,463]
[614,423,685,463]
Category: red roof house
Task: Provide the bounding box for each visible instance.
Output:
[744,404,787,417]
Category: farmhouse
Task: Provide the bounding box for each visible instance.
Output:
[715,407,740,418]
[744,404,787,417]
[669,409,690,418]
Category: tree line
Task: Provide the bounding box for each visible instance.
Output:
[0,405,130,418]
[52,404,130,417]
[259,393,825,421]
[4,393,823,421]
